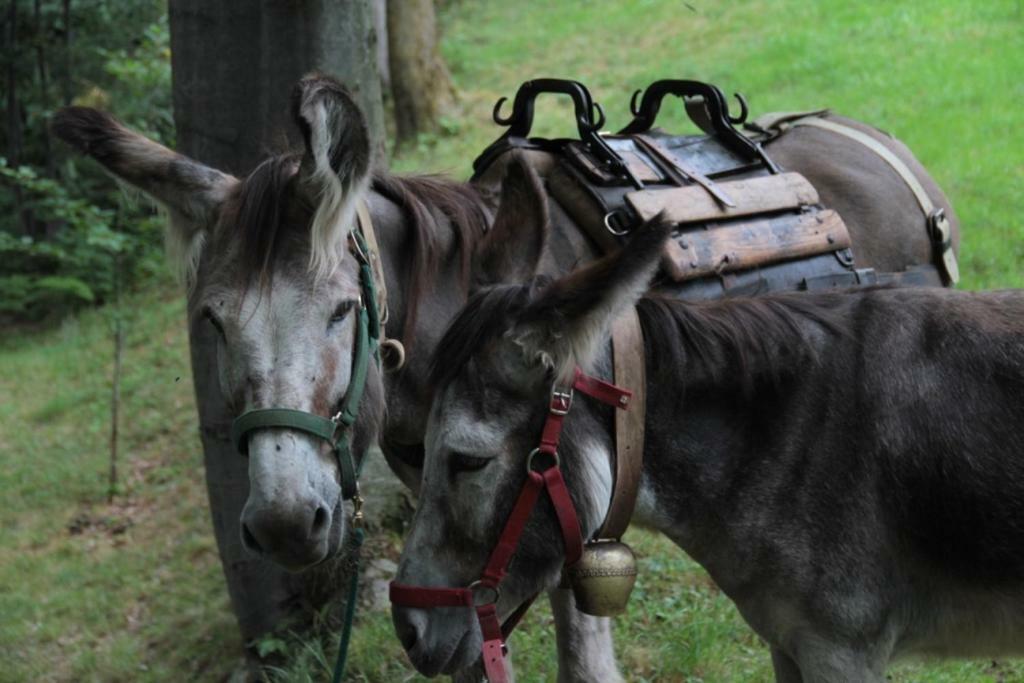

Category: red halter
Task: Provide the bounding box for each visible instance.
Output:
[390,367,632,682]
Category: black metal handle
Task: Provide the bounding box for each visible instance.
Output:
[621,79,736,134]
[473,78,639,185]
[490,78,605,139]
[620,79,775,171]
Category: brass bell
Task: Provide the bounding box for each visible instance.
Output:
[566,540,638,616]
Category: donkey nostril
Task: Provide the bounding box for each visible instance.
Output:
[242,523,263,554]
[311,505,329,535]
[394,612,419,651]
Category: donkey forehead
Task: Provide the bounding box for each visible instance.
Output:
[430,376,538,453]
[196,265,361,360]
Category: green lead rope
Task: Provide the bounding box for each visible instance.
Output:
[332,526,365,683]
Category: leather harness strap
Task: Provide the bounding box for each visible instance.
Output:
[793,118,936,216]
[390,367,633,683]
[600,309,646,540]
[355,201,389,324]
[762,115,960,286]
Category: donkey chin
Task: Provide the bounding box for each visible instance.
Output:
[396,608,482,677]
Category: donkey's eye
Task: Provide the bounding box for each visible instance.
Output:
[450,451,492,473]
[329,300,357,327]
[203,308,226,338]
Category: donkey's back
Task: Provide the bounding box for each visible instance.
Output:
[744,286,1024,671]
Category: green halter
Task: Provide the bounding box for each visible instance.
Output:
[229,226,382,519]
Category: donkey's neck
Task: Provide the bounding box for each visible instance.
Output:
[367,183,484,448]
[368,174,600,449]
[628,295,837,577]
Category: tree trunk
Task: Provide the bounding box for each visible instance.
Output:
[61,0,70,105]
[6,0,30,235]
[372,0,390,96]
[34,0,53,170]
[167,0,386,656]
[387,0,455,146]
[170,1,385,175]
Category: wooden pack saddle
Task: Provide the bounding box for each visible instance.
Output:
[471,79,956,298]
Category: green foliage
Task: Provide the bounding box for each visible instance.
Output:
[0,159,163,320]
[0,2,170,323]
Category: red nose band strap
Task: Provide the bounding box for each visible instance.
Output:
[387,583,472,608]
[389,367,632,682]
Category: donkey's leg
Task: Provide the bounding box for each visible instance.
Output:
[770,647,803,683]
[549,588,624,683]
[792,638,885,683]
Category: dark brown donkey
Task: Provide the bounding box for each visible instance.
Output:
[55,72,959,681]
[393,219,1024,681]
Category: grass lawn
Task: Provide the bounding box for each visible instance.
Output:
[1,0,1021,681]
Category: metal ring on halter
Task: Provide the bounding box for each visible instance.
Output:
[526,448,558,474]
[469,580,500,607]
[380,338,406,371]
[604,210,631,237]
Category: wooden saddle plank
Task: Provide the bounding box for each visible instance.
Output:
[626,171,820,225]
[661,209,851,281]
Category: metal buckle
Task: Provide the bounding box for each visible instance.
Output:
[927,208,960,285]
[351,487,365,529]
[549,383,574,415]
[468,580,500,607]
[928,208,951,245]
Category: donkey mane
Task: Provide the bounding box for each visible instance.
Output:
[636,293,844,393]
[219,154,489,344]
[430,281,847,393]
[373,173,490,343]
[221,153,303,289]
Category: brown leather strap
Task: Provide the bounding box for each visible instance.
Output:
[356,201,389,324]
[599,308,646,540]
[787,116,959,285]
[635,134,736,208]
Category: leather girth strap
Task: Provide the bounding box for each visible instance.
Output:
[599,308,646,540]
[757,114,959,286]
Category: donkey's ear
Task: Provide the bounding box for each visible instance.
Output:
[291,73,373,277]
[517,219,670,380]
[52,106,237,280]
[472,154,549,288]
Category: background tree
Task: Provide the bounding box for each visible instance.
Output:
[0,0,170,322]
[387,0,456,147]
[167,0,386,663]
